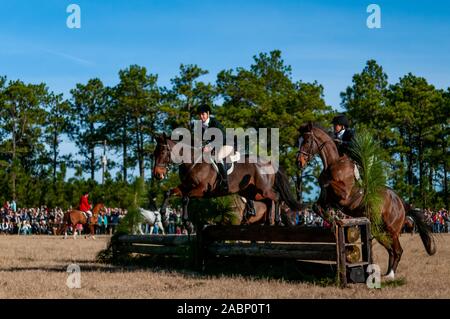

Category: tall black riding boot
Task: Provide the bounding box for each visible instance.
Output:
[217,162,229,193]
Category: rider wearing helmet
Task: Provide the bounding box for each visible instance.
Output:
[196,104,256,216]
[331,114,360,180]
[331,114,355,157]
[79,191,92,224]
[196,103,230,192]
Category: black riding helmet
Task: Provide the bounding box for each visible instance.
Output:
[197,103,212,114]
[331,114,349,128]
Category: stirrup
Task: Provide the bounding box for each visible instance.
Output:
[246,207,256,217]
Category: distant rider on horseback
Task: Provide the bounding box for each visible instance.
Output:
[196,104,256,216]
[79,191,93,224]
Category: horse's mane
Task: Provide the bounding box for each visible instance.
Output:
[298,122,333,137]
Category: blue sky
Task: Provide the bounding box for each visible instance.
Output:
[0,0,449,184]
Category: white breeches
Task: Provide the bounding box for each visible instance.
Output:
[216,145,234,162]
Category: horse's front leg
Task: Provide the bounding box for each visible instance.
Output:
[182,196,190,222]
[182,185,208,234]
[160,185,184,222]
[181,196,195,235]
[161,186,184,211]
[312,186,334,223]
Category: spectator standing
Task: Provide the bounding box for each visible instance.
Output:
[101,212,108,234]
[153,222,159,234]
[168,210,176,234]
[110,210,119,235]
[10,200,17,213]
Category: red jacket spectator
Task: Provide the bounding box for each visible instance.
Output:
[79,193,91,212]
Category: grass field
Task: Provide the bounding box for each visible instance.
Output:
[0,233,449,298]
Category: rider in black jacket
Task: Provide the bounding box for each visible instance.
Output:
[331,114,360,180]
[331,114,355,157]
[196,104,256,215]
[196,104,229,192]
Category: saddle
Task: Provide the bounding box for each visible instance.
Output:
[337,156,361,182]
[80,211,91,224]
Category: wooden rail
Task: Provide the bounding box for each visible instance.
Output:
[111,217,372,287]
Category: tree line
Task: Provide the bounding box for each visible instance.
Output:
[0,50,448,210]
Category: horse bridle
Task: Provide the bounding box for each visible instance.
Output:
[154,140,204,175]
[297,130,330,165]
[154,142,173,169]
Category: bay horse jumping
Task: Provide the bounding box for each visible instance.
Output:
[297,123,435,280]
[153,133,301,230]
[60,203,105,239]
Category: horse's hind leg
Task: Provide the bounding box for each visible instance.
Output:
[390,235,403,276]
[261,189,277,225]
[274,200,283,226]
[377,236,396,280]
[263,199,273,226]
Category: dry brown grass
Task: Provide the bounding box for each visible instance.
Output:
[0,233,449,298]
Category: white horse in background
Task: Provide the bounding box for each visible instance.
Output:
[136,207,167,235]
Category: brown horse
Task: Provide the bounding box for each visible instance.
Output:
[297,123,435,279]
[153,133,301,230]
[60,203,105,239]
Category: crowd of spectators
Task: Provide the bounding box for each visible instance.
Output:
[291,209,330,228]
[0,200,128,236]
[290,207,450,233]
[1,199,448,236]
[424,208,449,233]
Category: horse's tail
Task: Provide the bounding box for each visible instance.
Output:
[405,205,436,255]
[274,169,302,211]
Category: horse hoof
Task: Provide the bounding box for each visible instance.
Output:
[383,270,395,281]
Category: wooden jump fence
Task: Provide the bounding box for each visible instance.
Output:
[112,217,372,287]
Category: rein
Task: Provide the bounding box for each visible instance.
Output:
[298,130,330,163]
